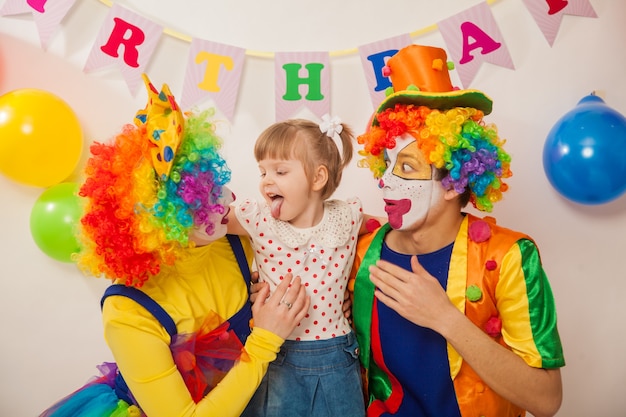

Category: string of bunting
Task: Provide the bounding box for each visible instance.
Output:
[94,0,500,58]
[1,0,597,122]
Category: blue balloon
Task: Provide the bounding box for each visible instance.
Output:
[543,94,626,205]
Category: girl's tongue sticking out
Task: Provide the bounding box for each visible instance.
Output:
[270,196,284,218]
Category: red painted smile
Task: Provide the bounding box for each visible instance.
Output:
[383,198,412,229]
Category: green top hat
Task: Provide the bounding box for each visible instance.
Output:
[374,44,493,121]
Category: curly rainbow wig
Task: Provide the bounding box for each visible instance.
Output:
[76,101,231,287]
[357,103,512,212]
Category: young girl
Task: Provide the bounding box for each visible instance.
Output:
[227,117,378,417]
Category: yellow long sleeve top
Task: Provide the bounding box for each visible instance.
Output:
[102,236,284,417]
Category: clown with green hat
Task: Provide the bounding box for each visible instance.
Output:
[358,44,510,213]
[351,44,565,417]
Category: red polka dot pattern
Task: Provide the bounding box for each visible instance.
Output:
[235,198,363,340]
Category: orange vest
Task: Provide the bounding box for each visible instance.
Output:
[352,214,531,417]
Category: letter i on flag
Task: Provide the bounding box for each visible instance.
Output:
[84,3,163,95]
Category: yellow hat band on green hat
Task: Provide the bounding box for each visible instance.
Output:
[374,89,493,124]
[373,44,493,121]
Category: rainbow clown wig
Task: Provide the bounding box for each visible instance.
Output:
[357,44,511,212]
[76,75,231,287]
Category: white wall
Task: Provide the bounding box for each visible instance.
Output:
[1,1,625,415]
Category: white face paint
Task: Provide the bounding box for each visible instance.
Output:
[379,134,442,230]
[189,186,235,245]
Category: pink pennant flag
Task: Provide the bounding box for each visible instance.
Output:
[358,34,412,111]
[0,0,78,49]
[521,0,597,46]
[83,3,163,95]
[275,52,330,122]
[438,2,514,89]
[180,38,245,121]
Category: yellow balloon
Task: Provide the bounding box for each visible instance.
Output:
[0,89,83,187]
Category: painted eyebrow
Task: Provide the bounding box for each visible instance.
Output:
[396,154,425,165]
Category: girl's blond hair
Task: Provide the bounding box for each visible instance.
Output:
[254,119,354,199]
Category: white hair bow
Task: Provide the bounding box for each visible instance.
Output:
[319,114,343,138]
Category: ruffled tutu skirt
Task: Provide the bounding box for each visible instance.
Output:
[39,362,142,417]
[39,317,245,417]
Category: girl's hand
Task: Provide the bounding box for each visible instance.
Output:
[249,271,267,304]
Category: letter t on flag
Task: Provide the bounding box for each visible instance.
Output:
[438,2,514,89]
[84,3,163,95]
[180,38,245,121]
[275,52,330,122]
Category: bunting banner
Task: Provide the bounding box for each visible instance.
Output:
[275,51,330,122]
[438,2,515,89]
[181,39,245,121]
[1,0,600,121]
[83,3,163,95]
[0,0,77,49]
[358,34,413,110]
[521,0,597,46]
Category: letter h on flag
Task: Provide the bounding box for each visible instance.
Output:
[275,52,330,122]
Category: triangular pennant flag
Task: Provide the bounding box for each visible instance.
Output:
[83,3,163,95]
[438,2,515,89]
[521,0,597,46]
[358,33,412,111]
[275,51,330,122]
[0,0,78,50]
[180,38,245,121]
[0,0,29,14]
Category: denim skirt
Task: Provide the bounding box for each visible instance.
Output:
[241,331,365,417]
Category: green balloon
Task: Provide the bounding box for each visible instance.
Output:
[30,182,82,263]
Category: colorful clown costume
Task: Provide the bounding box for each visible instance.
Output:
[352,214,565,417]
[41,236,287,417]
[39,73,291,417]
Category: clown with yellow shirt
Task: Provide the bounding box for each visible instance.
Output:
[351,45,565,417]
[40,75,309,417]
